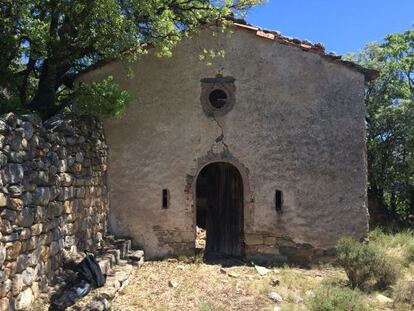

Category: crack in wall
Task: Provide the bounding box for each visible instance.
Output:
[212,115,229,150]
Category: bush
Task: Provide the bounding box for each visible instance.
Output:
[336,237,399,290]
[308,285,371,311]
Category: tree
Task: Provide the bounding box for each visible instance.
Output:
[347,29,414,225]
[0,0,261,119]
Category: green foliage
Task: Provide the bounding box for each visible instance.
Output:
[0,0,263,118]
[347,28,414,223]
[74,76,132,118]
[308,285,371,311]
[336,237,399,290]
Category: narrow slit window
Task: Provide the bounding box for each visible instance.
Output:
[162,189,169,209]
[275,190,283,213]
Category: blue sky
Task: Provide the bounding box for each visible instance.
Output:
[246,0,414,55]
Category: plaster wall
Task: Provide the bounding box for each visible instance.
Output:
[83,28,368,261]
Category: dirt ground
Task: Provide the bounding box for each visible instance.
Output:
[110,258,346,311]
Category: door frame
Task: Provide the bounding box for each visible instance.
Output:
[189,155,254,254]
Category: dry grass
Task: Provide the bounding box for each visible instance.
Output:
[111,259,346,311]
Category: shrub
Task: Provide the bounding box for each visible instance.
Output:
[308,285,371,311]
[336,237,399,290]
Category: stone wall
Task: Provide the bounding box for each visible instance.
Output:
[0,113,108,310]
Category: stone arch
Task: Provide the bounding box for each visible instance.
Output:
[185,151,254,252]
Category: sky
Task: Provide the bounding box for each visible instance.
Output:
[246,0,414,55]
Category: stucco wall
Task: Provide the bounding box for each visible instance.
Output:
[83,27,368,262]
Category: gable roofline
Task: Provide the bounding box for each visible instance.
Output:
[77,21,379,82]
[232,21,378,82]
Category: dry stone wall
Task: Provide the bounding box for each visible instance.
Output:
[0,113,108,311]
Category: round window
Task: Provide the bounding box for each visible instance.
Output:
[209,89,228,109]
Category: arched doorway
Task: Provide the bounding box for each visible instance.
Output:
[195,162,244,257]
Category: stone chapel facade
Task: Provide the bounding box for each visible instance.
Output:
[81,23,377,264]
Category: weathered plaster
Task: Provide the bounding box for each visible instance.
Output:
[82,27,369,260]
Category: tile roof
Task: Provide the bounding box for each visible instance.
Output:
[233,22,379,82]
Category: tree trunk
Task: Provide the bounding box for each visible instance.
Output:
[27,59,59,119]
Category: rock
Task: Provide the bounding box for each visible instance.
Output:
[169,280,179,288]
[0,152,7,168]
[176,265,185,270]
[16,287,33,310]
[8,184,23,197]
[273,306,281,311]
[3,163,24,184]
[7,198,23,211]
[12,274,24,295]
[0,120,9,134]
[0,245,6,266]
[21,122,34,140]
[16,254,28,273]
[228,272,239,278]
[220,267,227,274]
[6,241,22,260]
[268,292,283,303]
[32,187,51,205]
[0,279,11,298]
[18,207,35,227]
[21,268,34,286]
[87,297,109,311]
[294,294,303,304]
[129,250,144,262]
[0,193,7,207]
[244,234,263,245]
[375,294,393,304]
[255,265,271,276]
[0,298,10,311]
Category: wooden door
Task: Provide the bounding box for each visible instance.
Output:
[204,163,244,257]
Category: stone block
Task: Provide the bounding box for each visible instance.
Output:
[0,193,7,207]
[8,184,23,197]
[17,207,34,227]
[12,274,24,296]
[30,224,43,236]
[6,241,22,260]
[58,173,73,187]
[7,198,23,211]
[0,244,5,266]
[0,298,10,311]
[244,234,263,246]
[16,254,28,273]
[32,187,51,206]
[3,164,24,184]
[0,279,11,298]
[263,236,277,245]
[21,268,34,286]
[15,287,33,311]
[47,202,64,219]
[1,208,17,221]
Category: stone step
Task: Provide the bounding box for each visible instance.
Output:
[128,250,145,267]
[113,239,131,259]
